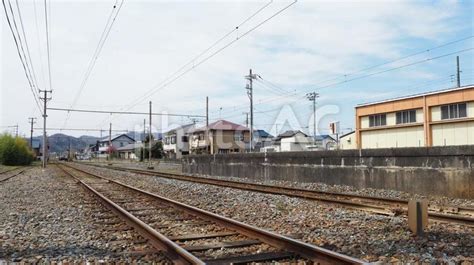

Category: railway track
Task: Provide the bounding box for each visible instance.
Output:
[0,167,28,183]
[82,162,474,227]
[58,163,365,265]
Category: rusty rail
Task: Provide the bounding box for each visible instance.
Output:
[83,162,474,227]
[0,168,28,183]
[61,163,366,265]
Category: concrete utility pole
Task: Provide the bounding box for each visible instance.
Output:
[28,117,37,147]
[245,69,257,152]
[456,56,461,88]
[206,97,209,154]
[306,92,319,139]
[148,101,153,169]
[39,89,52,168]
[243,112,249,128]
[108,123,112,160]
[143,118,146,162]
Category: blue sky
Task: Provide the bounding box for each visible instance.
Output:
[1,0,473,137]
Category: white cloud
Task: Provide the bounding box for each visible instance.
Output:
[1,0,468,136]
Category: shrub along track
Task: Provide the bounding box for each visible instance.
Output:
[58,163,365,265]
[82,162,474,227]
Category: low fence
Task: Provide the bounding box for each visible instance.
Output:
[182,146,474,199]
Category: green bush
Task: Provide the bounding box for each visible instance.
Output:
[0,134,35,165]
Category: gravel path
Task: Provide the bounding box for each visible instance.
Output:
[0,166,170,263]
[76,163,474,264]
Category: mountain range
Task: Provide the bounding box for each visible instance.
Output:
[32,132,162,153]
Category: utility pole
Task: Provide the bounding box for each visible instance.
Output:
[148,101,153,169]
[39,89,52,168]
[456,56,461,88]
[206,97,209,154]
[28,117,37,147]
[245,69,257,152]
[143,118,146,162]
[306,92,319,140]
[243,112,249,128]
[108,123,112,160]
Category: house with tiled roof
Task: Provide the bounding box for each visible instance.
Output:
[190,120,250,154]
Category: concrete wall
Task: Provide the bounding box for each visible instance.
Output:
[182,146,474,199]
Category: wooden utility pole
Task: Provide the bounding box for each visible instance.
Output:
[28,117,37,147]
[39,89,52,168]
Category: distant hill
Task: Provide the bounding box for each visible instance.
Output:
[33,133,100,154]
[32,132,162,154]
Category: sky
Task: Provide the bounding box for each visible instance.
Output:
[1,0,473,138]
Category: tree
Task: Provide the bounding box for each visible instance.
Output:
[0,134,35,165]
[136,141,163,160]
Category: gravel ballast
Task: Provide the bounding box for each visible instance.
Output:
[77,163,474,264]
[0,166,170,263]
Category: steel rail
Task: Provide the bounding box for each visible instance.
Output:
[83,163,474,226]
[57,164,204,265]
[0,167,19,175]
[63,163,366,265]
[0,168,28,183]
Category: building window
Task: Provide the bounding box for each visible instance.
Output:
[234,132,244,141]
[198,134,204,140]
[171,136,176,144]
[369,114,386,127]
[396,110,417,124]
[120,142,124,147]
[441,103,467,120]
[181,136,188,142]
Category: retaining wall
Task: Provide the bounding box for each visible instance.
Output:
[182,146,474,199]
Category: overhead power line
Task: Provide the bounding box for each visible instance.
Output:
[214,47,474,118]
[34,127,129,132]
[14,0,41,92]
[63,0,125,129]
[2,0,42,112]
[48,107,206,118]
[44,0,52,92]
[121,0,296,113]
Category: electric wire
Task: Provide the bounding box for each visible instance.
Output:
[44,0,52,91]
[15,0,41,93]
[214,48,474,118]
[121,0,296,113]
[63,0,125,128]
[2,0,42,112]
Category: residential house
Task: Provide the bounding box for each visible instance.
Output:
[163,124,195,159]
[254,129,273,151]
[97,134,135,156]
[117,142,143,160]
[339,131,356,150]
[190,120,250,154]
[311,135,337,150]
[261,130,313,152]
